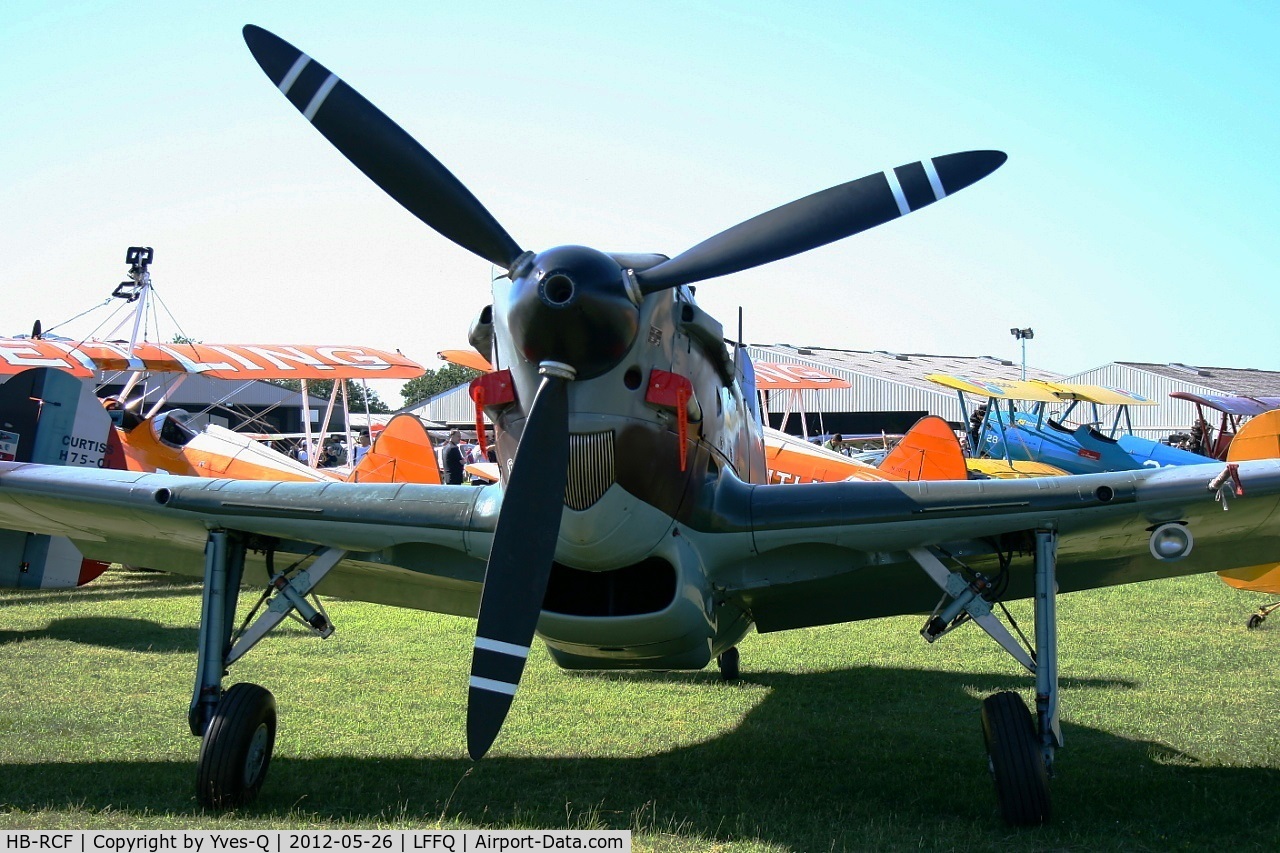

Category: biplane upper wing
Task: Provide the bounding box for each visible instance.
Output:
[0,462,495,617]
[0,339,425,380]
[709,459,1280,632]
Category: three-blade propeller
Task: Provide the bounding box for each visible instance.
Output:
[243,24,1006,759]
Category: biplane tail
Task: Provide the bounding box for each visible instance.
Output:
[1216,411,1280,608]
[1226,409,1280,464]
[877,416,969,481]
[346,413,442,484]
[0,367,115,588]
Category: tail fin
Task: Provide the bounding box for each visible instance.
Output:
[1227,409,1280,462]
[346,414,442,484]
[878,416,968,481]
[0,368,114,588]
[1216,410,1280,595]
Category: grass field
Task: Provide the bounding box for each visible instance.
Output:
[0,568,1277,851]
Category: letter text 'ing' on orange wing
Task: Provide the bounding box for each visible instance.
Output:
[752,362,852,390]
[0,339,425,380]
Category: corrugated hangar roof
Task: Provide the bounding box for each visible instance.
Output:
[749,344,1064,392]
[1115,362,1280,397]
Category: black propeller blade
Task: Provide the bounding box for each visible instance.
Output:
[634,150,1007,293]
[467,370,571,759]
[242,25,525,271]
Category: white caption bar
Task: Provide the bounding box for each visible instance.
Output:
[0,831,630,853]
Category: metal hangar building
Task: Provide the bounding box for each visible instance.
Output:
[744,344,1064,436]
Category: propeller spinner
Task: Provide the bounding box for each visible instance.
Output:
[243,24,1006,759]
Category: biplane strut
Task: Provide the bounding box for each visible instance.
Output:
[189,530,344,807]
[910,530,1061,825]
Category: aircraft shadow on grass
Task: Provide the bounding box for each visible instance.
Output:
[1,666,1276,847]
[0,616,198,653]
[0,574,200,608]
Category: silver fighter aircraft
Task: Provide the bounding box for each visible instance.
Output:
[2,25,1278,826]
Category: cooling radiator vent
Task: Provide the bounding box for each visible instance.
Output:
[565,431,616,510]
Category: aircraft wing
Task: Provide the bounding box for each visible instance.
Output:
[713,459,1280,633]
[0,462,496,617]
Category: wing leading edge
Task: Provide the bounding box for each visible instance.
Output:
[704,459,1280,632]
[0,462,498,617]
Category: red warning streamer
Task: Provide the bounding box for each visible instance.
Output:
[645,369,694,473]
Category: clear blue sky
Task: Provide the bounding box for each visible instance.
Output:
[3,1,1277,404]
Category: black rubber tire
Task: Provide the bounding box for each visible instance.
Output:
[980,691,1051,826]
[1247,613,1264,630]
[717,647,741,681]
[196,683,277,809]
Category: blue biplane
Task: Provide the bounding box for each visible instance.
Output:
[929,375,1210,475]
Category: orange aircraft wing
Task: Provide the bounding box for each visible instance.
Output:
[753,362,852,390]
[438,349,494,373]
[762,428,893,483]
[0,338,424,380]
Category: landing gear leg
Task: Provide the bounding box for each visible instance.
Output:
[189,537,345,808]
[981,528,1059,826]
[191,530,276,808]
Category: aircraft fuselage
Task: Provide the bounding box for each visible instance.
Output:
[478,247,763,669]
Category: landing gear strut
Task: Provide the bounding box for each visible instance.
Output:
[190,530,344,808]
[911,528,1060,826]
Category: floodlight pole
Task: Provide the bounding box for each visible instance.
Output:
[1010,327,1034,380]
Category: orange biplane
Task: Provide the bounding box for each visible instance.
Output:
[1216,409,1280,626]
[1,249,441,587]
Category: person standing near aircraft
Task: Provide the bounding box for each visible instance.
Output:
[442,429,465,484]
[823,433,847,455]
[353,431,371,463]
[968,404,989,452]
